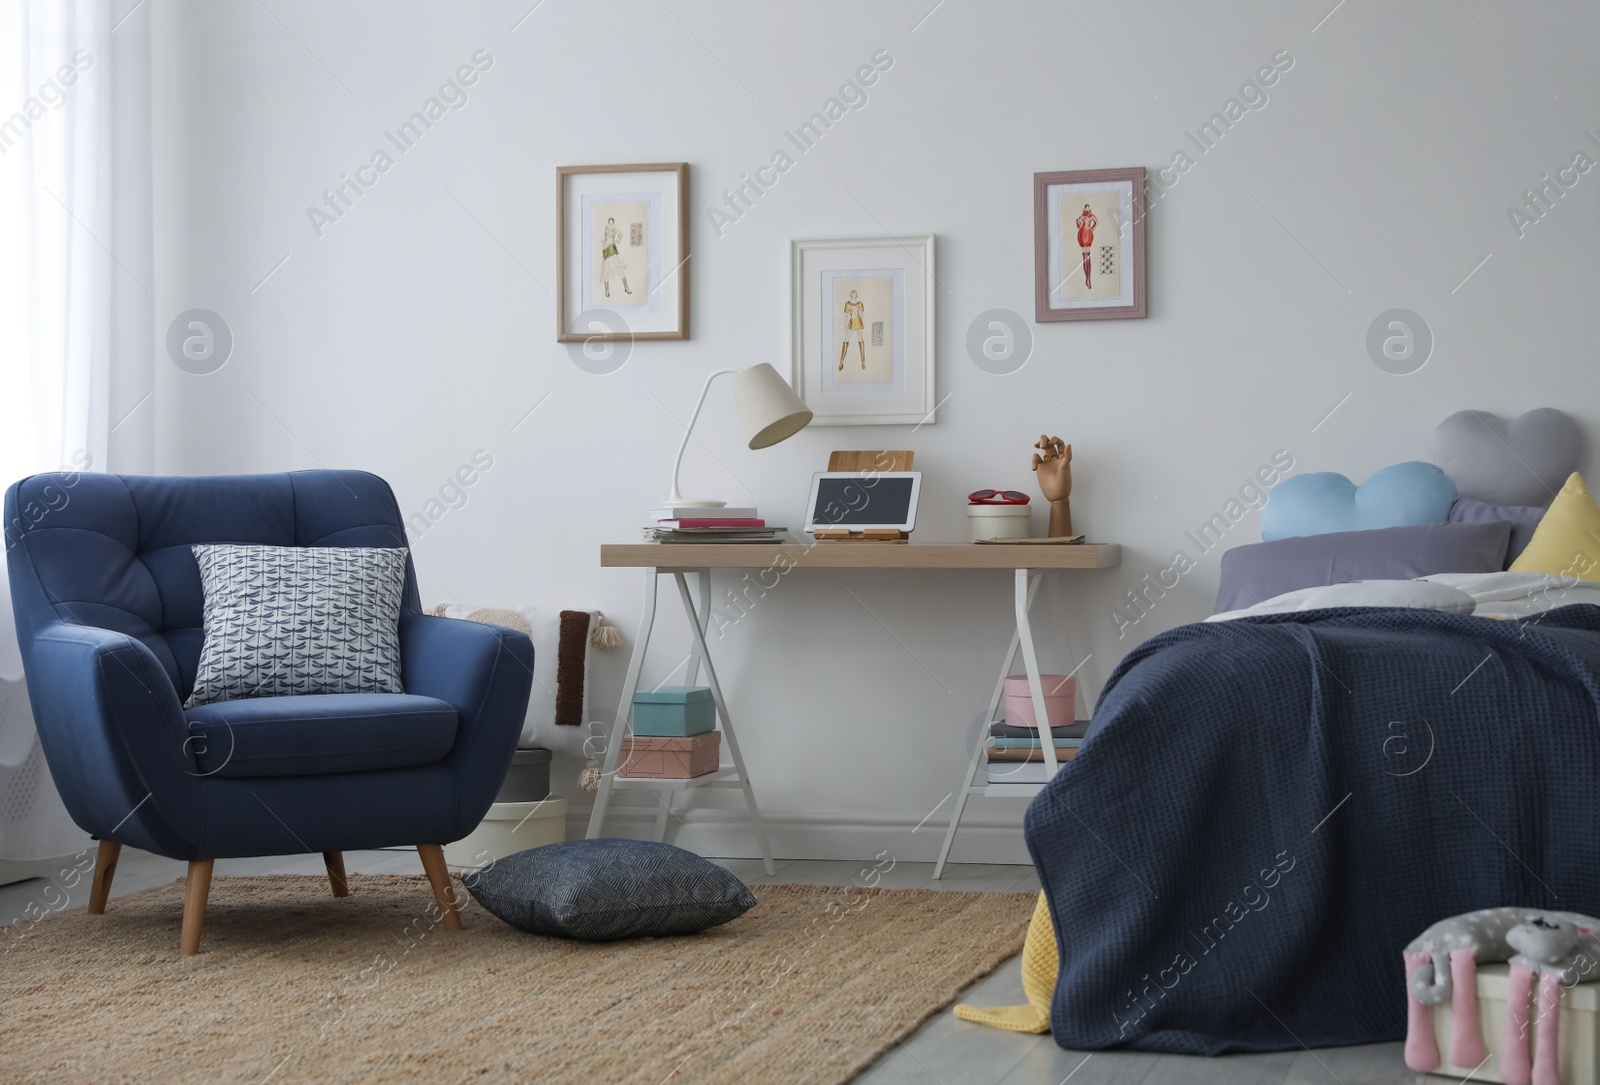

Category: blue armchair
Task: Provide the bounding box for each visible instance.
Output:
[4,470,533,953]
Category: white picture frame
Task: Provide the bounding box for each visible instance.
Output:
[791,236,936,426]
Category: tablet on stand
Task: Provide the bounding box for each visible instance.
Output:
[805,469,921,543]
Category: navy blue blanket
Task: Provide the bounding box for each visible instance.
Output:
[1023,606,1600,1055]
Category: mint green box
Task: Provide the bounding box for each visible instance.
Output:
[632,686,716,737]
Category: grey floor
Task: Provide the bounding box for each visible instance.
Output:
[0,851,1419,1085]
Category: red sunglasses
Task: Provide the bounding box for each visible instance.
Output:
[969,489,1030,505]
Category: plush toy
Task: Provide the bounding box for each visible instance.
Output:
[1404,908,1600,1085]
[427,605,532,636]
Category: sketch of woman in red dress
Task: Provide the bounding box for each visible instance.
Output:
[1076,205,1096,289]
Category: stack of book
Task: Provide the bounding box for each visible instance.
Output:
[644,507,785,544]
[985,720,1089,784]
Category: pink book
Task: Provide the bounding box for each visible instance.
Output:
[656,518,766,528]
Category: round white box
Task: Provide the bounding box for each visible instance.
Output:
[967,504,1033,542]
[443,796,567,870]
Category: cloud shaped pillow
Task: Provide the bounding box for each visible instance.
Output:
[1433,408,1581,508]
[1261,462,1457,541]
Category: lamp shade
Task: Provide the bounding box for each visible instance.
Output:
[732,363,812,449]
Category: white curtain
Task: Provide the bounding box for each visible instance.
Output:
[0,0,152,861]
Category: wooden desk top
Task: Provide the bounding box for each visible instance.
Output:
[601,542,1121,570]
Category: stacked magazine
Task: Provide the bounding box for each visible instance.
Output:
[985,719,1088,784]
[644,507,785,544]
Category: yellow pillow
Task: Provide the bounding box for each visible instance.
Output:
[1509,472,1600,582]
[953,890,1056,1033]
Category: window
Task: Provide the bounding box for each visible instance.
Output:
[0,0,30,481]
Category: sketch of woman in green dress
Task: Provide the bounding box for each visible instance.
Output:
[600,217,631,298]
[838,289,865,371]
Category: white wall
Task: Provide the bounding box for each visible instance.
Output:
[149,0,1600,863]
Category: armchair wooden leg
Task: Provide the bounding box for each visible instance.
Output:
[180,859,213,955]
[88,840,121,915]
[323,851,349,897]
[417,844,462,931]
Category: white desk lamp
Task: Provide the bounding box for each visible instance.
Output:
[664,363,812,509]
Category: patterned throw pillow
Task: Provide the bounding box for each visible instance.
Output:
[464,838,757,941]
[186,544,409,708]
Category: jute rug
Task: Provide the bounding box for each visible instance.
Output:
[0,875,1035,1085]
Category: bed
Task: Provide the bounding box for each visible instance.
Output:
[1023,410,1600,1054]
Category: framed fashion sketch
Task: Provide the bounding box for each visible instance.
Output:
[557,163,689,342]
[791,236,936,426]
[1033,168,1147,322]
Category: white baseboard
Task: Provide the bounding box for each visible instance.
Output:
[561,802,1036,866]
[0,856,74,888]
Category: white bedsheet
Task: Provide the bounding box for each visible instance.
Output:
[1208,571,1600,621]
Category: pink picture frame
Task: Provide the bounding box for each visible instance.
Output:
[1033,168,1147,323]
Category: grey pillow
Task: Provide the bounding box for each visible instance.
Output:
[464,838,757,941]
[1432,408,1581,507]
[187,544,408,707]
[1214,521,1512,614]
[1448,498,1546,565]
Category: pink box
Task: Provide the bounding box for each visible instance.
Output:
[1003,675,1076,728]
[619,731,721,778]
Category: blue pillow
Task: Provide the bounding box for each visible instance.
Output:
[1214,521,1511,614]
[463,838,757,941]
[1261,462,1456,541]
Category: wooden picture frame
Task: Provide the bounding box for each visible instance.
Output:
[791,235,937,426]
[556,163,690,342]
[1033,167,1147,322]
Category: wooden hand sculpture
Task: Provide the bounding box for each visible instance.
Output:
[1031,435,1073,537]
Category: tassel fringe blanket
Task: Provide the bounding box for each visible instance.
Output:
[427,604,619,755]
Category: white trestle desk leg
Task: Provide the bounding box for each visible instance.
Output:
[653,792,673,843]
[685,569,711,686]
[1048,575,1093,721]
[1015,568,1060,777]
[586,567,659,839]
[674,572,776,875]
[934,571,1043,879]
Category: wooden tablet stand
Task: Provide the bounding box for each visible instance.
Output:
[812,527,908,543]
[813,451,914,544]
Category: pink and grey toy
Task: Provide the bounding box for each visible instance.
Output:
[1404,909,1600,1085]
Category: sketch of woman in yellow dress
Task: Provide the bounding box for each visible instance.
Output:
[838,289,865,370]
[600,216,631,298]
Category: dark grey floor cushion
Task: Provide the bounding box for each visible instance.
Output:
[465,838,757,941]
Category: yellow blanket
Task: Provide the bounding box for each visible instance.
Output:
[953,890,1055,1033]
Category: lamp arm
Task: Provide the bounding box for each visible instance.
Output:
[667,369,739,506]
